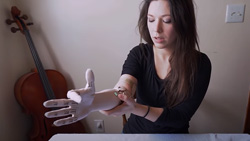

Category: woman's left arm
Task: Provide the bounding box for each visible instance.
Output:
[101,91,164,122]
[153,54,212,125]
[105,54,211,124]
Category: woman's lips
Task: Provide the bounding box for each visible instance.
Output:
[154,37,164,43]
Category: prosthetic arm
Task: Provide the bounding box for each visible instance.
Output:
[43,69,121,127]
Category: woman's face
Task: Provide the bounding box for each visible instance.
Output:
[147,0,177,49]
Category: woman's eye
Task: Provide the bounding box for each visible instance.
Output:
[163,19,171,23]
[148,18,154,22]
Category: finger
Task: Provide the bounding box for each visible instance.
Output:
[53,116,78,127]
[85,69,95,88]
[118,86,126,92]
[45,107,76,118]
[67,90,82,103]
[43,99,77,108]
[118,94,133,105]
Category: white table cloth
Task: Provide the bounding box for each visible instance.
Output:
[50,134,250,141]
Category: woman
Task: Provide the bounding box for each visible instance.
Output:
[44,0,211,133]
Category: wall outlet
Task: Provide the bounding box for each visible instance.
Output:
[225,4,245,23]
[94,120,105,133]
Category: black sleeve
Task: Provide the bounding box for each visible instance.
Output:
[121,45,143,80]
[154,53,212,128]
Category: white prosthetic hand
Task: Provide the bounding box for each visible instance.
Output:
[43,69,120,127]
[43,69,95,126]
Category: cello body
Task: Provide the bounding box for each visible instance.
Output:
[6,6,86,141]
[15,70,86,141]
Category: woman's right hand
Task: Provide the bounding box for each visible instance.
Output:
[100,91,137,117]
[43,69,95,127]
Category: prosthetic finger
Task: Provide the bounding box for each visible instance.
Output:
[43,99,77,108]
[53,116,78,127]
[66,69,95,103]
[67,90,82,103]
[85,68,95,87]
[45,107,76,118]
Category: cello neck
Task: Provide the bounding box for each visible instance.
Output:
[11,7,56,100]
[23,27,56,100]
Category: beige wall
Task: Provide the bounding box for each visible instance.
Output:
[191,0,250,133]
[0,0,249,140]
[1,1,33,141]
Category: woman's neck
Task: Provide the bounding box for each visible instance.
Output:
[153,45,173,61]
[153,45,173,79]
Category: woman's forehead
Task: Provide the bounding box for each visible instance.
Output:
[148,0,170,16]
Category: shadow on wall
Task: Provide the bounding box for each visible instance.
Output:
[30,24,75,89]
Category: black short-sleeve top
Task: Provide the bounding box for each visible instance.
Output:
[122,43,211,133]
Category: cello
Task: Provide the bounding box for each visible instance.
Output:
[6,6,86,141]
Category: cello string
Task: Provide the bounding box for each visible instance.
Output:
[23,25,55,100]
[25,31,52,99]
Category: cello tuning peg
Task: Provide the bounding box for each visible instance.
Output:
[21,15,28,20]
[11,27,20,33]
[6,19,15,25]
[27,22,34,26]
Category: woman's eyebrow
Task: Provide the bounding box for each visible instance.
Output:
[147,14,154,17]
[147,14,171,17]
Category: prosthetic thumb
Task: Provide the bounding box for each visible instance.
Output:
[67,68,95,103]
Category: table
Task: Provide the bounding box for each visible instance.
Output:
[50,134,250,141]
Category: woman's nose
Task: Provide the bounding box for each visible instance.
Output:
[154,20,162,33]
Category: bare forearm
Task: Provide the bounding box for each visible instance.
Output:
[132,103,163,122]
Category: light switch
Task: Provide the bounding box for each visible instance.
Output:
[225,4,245,23]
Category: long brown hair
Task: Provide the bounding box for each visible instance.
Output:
[138,0,200,108]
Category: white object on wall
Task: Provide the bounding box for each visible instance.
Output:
[225,4,245,23]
